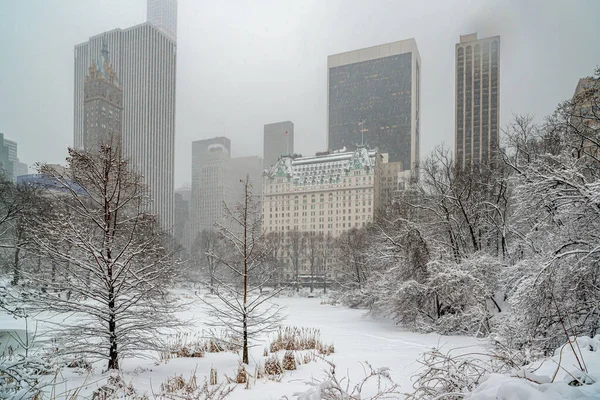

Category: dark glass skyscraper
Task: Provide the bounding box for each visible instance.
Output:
[327,39,420,175]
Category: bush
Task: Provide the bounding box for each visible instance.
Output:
[282,350,296,371]
[264,354,284,376]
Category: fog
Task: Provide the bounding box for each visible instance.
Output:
[1,0,599,187]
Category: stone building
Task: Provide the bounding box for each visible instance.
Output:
[262,147,383,282]
[83,38,123,152]
[74,0,177,230]
[262,146,382,237]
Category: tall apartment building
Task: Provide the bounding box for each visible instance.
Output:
[147,0,177,41]
[0,134,12,180]
[328,39,420,178]
[83,39,123,152]
[189,137,264,247]
[1,136,28,181]
[74,0,177,230]
[262,146,382,237]
[264,121,294,169]
[455,33,500,168]
[380,156,405,207]
[190,138,232,246]
[174,184,191,251]
[230,156,263,201]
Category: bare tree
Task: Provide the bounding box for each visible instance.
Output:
[23,137,182,370]
[191,229,221,294]
[203,176,284,364]
[305,232,321,293]
[287,229,304,291]
[320,232,334,294]
[9,183,49,286]
[263,231,284,290]
[335,228,369,290]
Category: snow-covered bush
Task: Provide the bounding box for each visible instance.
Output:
[407,348,513,400]
[0,353,55,400]
[292,360,399,400]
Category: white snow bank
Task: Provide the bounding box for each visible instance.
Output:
[468,336,600,400]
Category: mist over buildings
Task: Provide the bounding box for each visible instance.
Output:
[1,0,599,188]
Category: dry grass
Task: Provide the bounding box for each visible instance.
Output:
[264,354,284,376]
[160,330,242,361]
[282,350,296,371]
[317,342,335,356]
[209,367,218,385]
[269,326,333,354]
[158,368,234,400]
[226,363,248,385]
[296,351,317,366]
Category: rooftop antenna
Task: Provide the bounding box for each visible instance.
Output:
[358,120,366,146]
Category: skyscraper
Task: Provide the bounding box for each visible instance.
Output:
[264,121,294,169]
[455,33,500,168]
[174,184,191,251]
[328,39,421,177]
[147,0,177,41]
[2,137,28,181]
[83,38,123,152]
[73,0,177,230]
[0,133,13,180]
[190,137,232,245]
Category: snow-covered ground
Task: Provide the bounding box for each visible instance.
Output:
[1,295,485,399]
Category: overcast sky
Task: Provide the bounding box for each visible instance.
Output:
[1,0,599,187]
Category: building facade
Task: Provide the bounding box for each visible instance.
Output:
[328,39,420,177]
[262,146,382,237]
[189,137,264,248]
[190,138,232,247]
[174,184,191,251]
[0,134,12,180]
[147,0,177,41]
[1,137,28,181]
[74,0,177,230]
[380,158,405,207]
[264,121,294,170]
[455,33,500,168]
[83,39,123,152]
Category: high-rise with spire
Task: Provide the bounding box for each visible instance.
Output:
[73,0,177,230]
[83,37,123,152]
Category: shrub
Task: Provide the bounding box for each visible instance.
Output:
[264,354,284,376]
[282,350,296,371]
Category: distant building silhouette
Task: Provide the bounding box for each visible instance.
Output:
[147,0,177,41]
[455,33,500,168]
[174,184,191,251]
[0,134,27,182]
[264,121,294,170]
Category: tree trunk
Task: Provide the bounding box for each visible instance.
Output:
[242,177,249,365]
[108,290,118,370]
[242,307,249,364]
[11,243,21,286]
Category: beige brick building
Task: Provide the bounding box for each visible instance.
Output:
[262,147,382,237]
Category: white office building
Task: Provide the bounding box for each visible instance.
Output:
[73,0,177,230]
